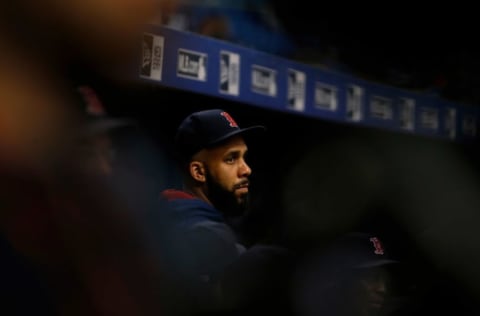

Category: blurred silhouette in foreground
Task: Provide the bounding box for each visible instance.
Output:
[292,232,405,316]
[0,0,179,315]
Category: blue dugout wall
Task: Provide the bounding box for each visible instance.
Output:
[138,24,479,145]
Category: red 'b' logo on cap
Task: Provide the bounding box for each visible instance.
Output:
[78,85,106,116]
[369,237,385,255]
[221,111,238,128]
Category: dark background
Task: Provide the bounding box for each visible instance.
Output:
[272,3,479,63]
[271,2,480,104]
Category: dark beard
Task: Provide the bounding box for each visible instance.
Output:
[205,169,249,217]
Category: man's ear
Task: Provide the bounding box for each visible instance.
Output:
[189,161,206,182]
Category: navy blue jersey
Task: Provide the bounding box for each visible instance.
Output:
[153,189,246,312]
[153,189,295,314]
[160,189,246,281]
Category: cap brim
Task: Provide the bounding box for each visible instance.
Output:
[82,118,137,137]
[355,259,399,269]
[206,125,266,148]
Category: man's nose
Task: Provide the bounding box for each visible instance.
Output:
[239,159,251,177]
[373,279,387,294]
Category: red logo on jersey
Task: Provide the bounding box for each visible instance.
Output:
[221,111,239,127]
[369,237,385,255]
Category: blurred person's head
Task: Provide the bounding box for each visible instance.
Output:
[174,109,264,215]
[293,232,400,316]
[72,86,136,177]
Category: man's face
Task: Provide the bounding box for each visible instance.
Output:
[201,135,252,214]
[352,267,390,316]
[76,133,115,177]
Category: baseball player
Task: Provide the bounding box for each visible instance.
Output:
[156,109,266,312]
[292,232,401,316]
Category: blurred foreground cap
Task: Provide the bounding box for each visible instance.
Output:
[326,232,399,269]
[77,85,136,137]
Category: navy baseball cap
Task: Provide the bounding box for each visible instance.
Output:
[174,109,265,161]
[323,232,399,270]
[76,85,137,138]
